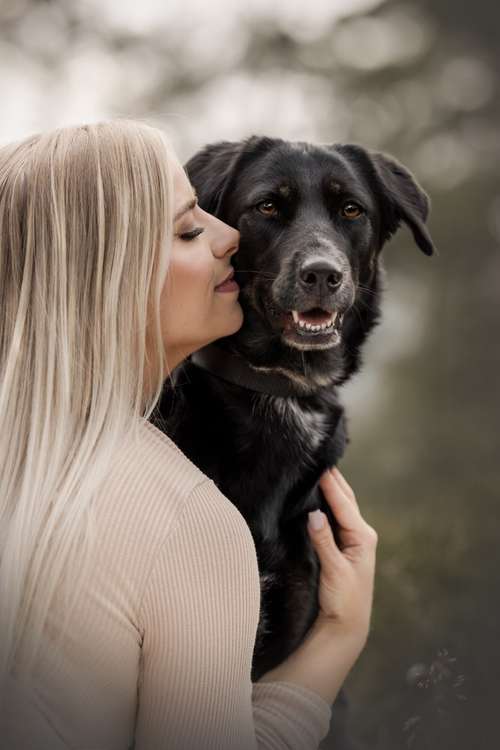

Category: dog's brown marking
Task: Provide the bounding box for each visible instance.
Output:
[328,180,343,194]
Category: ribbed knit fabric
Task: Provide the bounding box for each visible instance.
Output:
[1,418,332,750]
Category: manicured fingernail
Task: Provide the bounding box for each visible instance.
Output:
[308,509,324,530]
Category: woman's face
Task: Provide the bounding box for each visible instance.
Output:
[158,155,243,373]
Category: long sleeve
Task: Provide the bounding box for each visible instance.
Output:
[251,682,332,750]
[134,479,332,750]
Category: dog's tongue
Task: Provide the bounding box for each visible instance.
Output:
[297,308,332,324]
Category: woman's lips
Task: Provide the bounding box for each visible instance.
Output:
[214,268,239,293]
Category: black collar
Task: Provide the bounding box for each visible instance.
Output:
[190,343,328,399]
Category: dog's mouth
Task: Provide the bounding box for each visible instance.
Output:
[281,307,344,348]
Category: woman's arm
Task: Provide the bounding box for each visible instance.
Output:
[256,617,360,706]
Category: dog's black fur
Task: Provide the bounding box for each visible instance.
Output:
[152,137,434,741]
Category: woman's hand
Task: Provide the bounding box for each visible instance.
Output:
[307,467,377,656]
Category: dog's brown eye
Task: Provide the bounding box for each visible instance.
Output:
[257,200,278,216]
[340,202,363,219]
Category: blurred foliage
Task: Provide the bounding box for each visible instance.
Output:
[1,0,498,747]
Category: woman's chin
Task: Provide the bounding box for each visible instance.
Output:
[231,305,244,333]
[213,307,244,342]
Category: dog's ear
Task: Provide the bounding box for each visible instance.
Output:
[334,144,435,256]
[184,136,278,219]
[184,140,244,216]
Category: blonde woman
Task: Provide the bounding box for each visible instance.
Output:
[0,120,377,750]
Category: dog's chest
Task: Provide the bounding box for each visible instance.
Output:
[268,396,329,456]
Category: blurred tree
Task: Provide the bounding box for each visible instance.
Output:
[1,1,498,747]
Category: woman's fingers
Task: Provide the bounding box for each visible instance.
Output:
[330,467,359,512]
[307,509,344,584]
[307,470,378,642]
[319,471,360,532]
[319,469,378,559]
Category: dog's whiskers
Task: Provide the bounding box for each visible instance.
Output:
[357,283,380,299]
[355,286,380,315]
[356,299,379,315]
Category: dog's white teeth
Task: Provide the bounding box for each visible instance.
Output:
[292,310,340,333]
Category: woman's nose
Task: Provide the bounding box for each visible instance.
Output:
[213,226,239,259]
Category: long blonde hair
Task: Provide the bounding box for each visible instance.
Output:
[0,119,174,698]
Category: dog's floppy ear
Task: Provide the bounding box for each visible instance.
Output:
[335,144,435,256]
[184,140,244,216]
[184,136,278,219]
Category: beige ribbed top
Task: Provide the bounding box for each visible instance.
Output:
[1,418,332,750]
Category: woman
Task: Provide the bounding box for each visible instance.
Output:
[0,119,377,750]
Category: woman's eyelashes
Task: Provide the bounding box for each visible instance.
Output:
[178,227,205,241]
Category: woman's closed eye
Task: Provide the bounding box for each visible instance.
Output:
[178,227,205,241]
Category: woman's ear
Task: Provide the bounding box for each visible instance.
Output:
[334,143,436,256]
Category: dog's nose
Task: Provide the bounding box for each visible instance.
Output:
[299,260,344,292]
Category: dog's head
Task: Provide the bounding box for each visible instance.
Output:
[185,136,435,388]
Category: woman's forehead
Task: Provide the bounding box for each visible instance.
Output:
[171,158,196,215]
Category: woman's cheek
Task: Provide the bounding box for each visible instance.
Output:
[196,257,216,297]
[180,251,211,286]
[173,257,199,297]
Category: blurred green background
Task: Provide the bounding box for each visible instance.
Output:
[1,1,498,747]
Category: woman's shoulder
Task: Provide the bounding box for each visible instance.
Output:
[92,418,212,576]
[112,416,208,497]
[131,419,254,551]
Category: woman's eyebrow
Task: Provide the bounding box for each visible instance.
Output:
[174,195,198,222]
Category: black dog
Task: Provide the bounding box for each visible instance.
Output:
[152,137,434,741]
